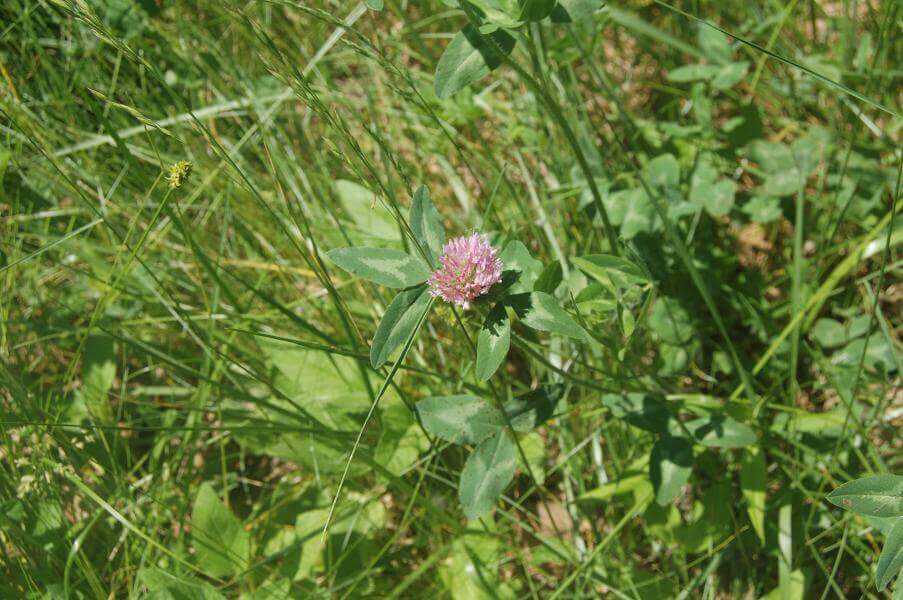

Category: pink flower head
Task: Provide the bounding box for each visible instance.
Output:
[428,233,503,309]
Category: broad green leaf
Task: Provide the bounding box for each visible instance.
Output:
[690,162,737,217]
[748,140,794,174]
[409,185,445,263]
[459,431,517,519]
[370,285,431,368]
[416,395,504,444]
[648,297,694,345]
[139,567,225,600]
[78,334,116,423]
[711,61,749,90]
[832,336,896,373]
[365,0,383,9]
[742,195,782,223]
[771,405,862,439]
[191,483,249,577]
[740,446,767,544]
[435,25,516,99]
[335,179,399,243]
[827,475,903,517]
[791,126,832,176]
[650,436,694,505]
[760,170,802,196]
[573,254,647,289]
[667,64,721,83]
[601,392,674,434]
[674,481,733,553]
[510,292,587,341]
[550,0,603,22]
[698,26,731,64]
[228,341,377,473]
[810,318,847,348]
[575,282,617,313]
[520,431,547,485]
[505,384,564,432]
[646,153,680,189]
[694,178,737,217]
[877,518,903,590]
[686,415,756,448]
[534,261,563,293]
[519,0,555,21]
[475,302,510,381]
[619,191,659,239]
[439,530,511,599]
[375,395,429,476]
[326,247,429,288]
[499,240,542,293]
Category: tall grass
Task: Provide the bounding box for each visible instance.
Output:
[0,0,899,597]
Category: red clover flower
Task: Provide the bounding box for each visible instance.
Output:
[428,233,503,309]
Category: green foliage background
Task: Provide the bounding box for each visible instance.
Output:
[0,0,899,597]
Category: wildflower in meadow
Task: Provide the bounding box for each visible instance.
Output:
[428,233,503,309]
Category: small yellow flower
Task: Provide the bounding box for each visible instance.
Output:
[166,160,193,189]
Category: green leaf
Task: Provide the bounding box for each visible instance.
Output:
[475,302,510,381]
[139,567,225,600]
[78,334,117,423]
[435,25,516,99]
[375,394,430,476]
[619,190,659,239]
[760,170,802,196]
[711,61,749,90]
[499,240,542,293]
[742,195,782,223]
[827,475,903,517]
[601,392,674,434]
[520,431,547,485]
[510,292,587,341]
[573,254,647,289]
[689,161,735,216]
[228,341,375,473]
[650,436,694,505]
[325,247,430,288]
[740,446,767,544]
[370,285,431,368]
[519,0,556,21]
[646,154,680,189]
[698,26,731,63]
[550,0,602,22]
[439,530,509,597]
[191,483,249,577]
[707,179,737,216]
[335,179,399,243]
[667,64,721,83]
[365,0,384,9]
[505,384,564,432]
[409,185,445,263]
[534,261,563,293]
[810,318,847,348]
[877,518,903,590]
[749,140,794,174]
[416,395,505,444]
[686,415,756,448]
[648,297,694,345]
[832,336,896,373]
[459,431,517,519]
